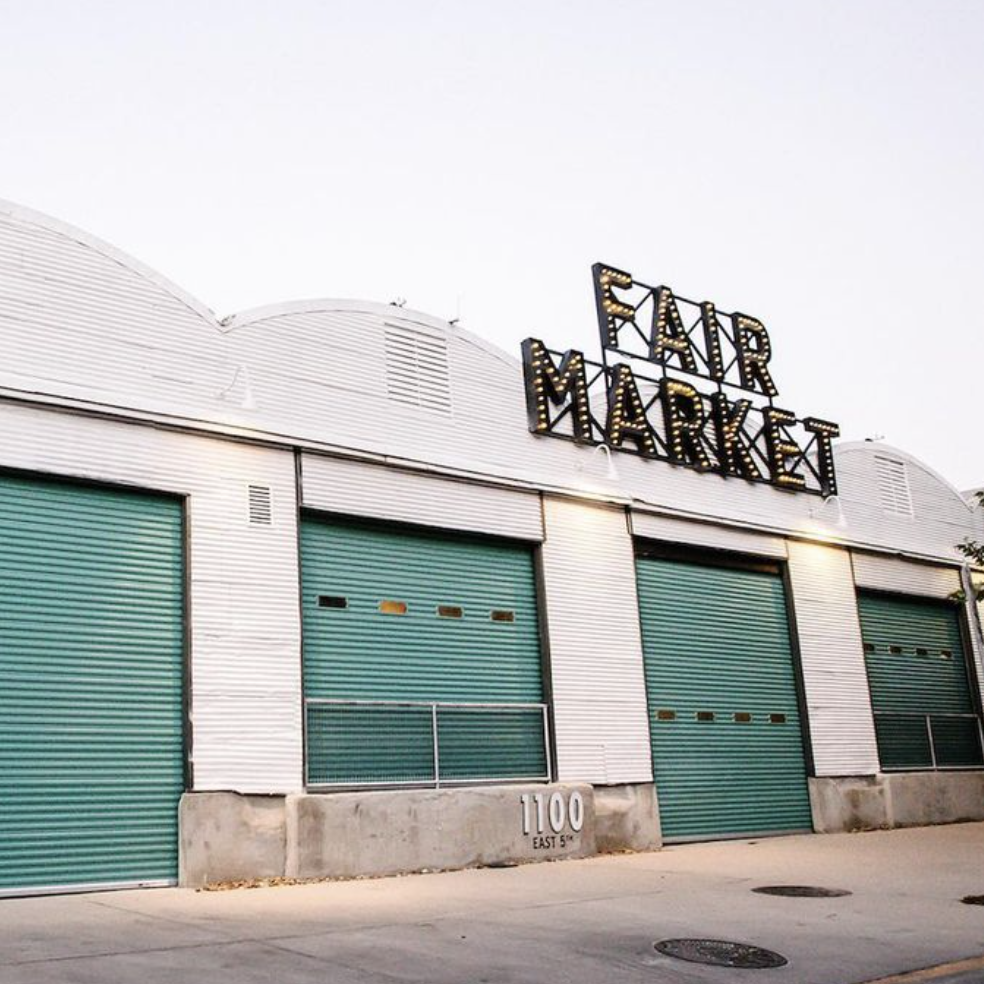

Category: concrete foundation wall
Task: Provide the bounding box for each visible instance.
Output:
[287,784,594,880]
[181,783,660,887]
[593,783,661,853]
[179,792,287,888]
[810,772,984,833]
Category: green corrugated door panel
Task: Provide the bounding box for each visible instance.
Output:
[300,515,544,784]
[0,475,184,892]
[857,592,983,770]
[636,555,812,841]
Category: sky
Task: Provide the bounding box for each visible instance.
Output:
[0,0,981,488]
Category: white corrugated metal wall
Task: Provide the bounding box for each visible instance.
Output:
[3,201,982,573]
[851,553,962,598]
[787,542,880,775]
[2,198,984,797]
[0,403,302,793]
[539,497,653,785]
[630,511,787,559]
[301,455,543,541]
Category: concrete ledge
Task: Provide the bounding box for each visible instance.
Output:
[286,783,595,880]
[887,771,984,827]
[178,783,660,887]
[593,783,661,853]
[179,792,286,888]
[809,772,984,833]
[809,776,889,833]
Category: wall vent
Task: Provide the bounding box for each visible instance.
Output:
[384,324,452,415]
[874,456,913,517]
[248,485,273,525]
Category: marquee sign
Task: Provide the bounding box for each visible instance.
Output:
[521,263,840,496]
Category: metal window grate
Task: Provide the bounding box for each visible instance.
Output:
[247,485,272,525]
[873,712,984,770]
[384,324,452,415]
[304,699,550,788]
[875,456,914,517]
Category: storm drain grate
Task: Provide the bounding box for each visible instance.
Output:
[654,939,787,969]
[753,885,852,898]
[961,895,984,906]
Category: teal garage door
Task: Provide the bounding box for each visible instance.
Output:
[636,551,813,841]
[301,515,547,787]
[858,592,983,770]
[0,473,184,895]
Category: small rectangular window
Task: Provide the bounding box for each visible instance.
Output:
[863,642,875,654]
[491,610,515,623]
[734,712,752,723]
[317,595,347,609]
[379,600,408,615]
[437,605,463,619]
[656,709,676,721]
[889,645,903,655]
[770,713,787,724]
[916,647,928,657]
[696,711,715,722]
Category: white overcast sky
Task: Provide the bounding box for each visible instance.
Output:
[1,1,981,488]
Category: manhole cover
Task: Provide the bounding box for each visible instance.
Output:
[961,895,984,905]
[753,885,851,898]
[654,939,788,969]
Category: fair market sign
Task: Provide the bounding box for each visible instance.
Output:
[521,263,839,496]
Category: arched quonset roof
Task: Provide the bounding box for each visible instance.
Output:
[219,295,539,472]
[222,298,520,368]
[836,440,974,513]
[0,200,524,439]
[0,198,228,417]
[0,198,219,325]
[833,441,984,558]
[1,198,981,561]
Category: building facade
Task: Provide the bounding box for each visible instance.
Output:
[1,199,982,896]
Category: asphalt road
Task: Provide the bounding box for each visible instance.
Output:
[2,822,984,984]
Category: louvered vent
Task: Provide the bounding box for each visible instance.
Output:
[248,485,273,525]
[384,324,452,414]
[875,456,913,517]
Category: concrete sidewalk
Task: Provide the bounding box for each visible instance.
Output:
[2,823,984,984]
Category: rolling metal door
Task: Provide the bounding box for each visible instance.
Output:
[300,515,547,787]
[636,553,812,840]
[0,474,184,895]
[858,593,983,770]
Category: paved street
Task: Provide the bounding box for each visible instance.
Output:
[2,823,984,984]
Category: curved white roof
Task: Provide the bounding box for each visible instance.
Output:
[0,198,979,562]
[0,198,220,327]
[836,440,974,514]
